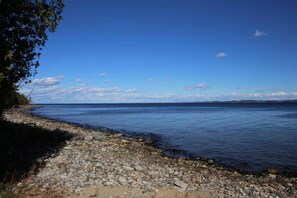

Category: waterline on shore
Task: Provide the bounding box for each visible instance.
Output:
[2,106,297,197]
[29,103,297,176]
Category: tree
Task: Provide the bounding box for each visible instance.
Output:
[0,0,64,113]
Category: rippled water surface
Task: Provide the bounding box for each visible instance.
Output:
[31,103,297,174]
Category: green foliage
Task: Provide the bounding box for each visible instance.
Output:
[10,89,31,106]
[0,0,64,113]
[0,86,31,115]
[0,0,64,83]
[15,91,31,105]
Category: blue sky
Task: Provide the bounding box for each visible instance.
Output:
[21,0,297,103]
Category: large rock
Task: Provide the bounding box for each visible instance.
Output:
[267,168,280,175]
[91,132,106,140]
[123,166,134,171]
[207,159,214,164]
[268,174,276,179]
[134,164,143,171]
[174,180,188,191]
[84,135,94,141]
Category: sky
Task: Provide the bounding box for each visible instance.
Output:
[20,0,297,103]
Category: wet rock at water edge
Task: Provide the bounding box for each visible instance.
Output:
[198,156,208,161]
[267,168,280,175]
[207,159,214,164]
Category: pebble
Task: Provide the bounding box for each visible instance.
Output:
[95,162,104,169]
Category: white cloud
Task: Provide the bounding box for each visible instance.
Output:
[104,79,110,83]
[248,93,262,97]
[75,78,82,82]
[126,89,137,93]
[254,30,267,37]
[20,79,297,104]
[267,91,287,97]
[86,86,121,93]
[221,91,297,100]
[20,85,123,103]
[185,83,209,90]
[31,76,63,86]
[147,78,154,83]
[216,52,227,58]
[99,72,108,77]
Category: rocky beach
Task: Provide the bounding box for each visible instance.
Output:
[2,106,297,197]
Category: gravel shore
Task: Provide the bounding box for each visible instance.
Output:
[3,106,297,197]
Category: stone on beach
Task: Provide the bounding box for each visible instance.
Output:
[84,135,94,141]
[174,180,188,191]
[267,168,280,175]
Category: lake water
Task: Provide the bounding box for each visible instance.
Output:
[31,103,297,175]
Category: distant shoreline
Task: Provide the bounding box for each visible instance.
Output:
[31,99,297,105]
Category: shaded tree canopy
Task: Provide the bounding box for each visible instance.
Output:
[0,0,64,111]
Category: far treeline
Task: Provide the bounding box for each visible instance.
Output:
[1,89,31,107]
[0,0,64,115]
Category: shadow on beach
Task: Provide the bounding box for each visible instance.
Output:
[0,120,73,182]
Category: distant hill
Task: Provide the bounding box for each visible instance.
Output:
[205,99,297,104]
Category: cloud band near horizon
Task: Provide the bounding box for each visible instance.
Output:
[20,76,297,103]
